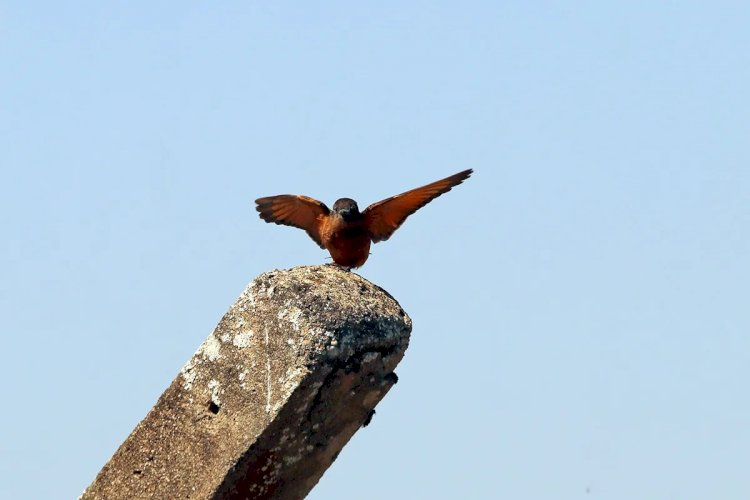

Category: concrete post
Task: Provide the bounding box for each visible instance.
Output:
[81,265,411,499]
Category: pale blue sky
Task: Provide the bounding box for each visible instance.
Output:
[1,2,749,499]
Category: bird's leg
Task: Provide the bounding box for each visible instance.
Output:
[326,262,352,272]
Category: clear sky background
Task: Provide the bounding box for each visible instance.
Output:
[1,2,749,499]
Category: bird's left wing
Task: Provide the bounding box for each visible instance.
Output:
[363,169,473,243]
[255,195,330,248]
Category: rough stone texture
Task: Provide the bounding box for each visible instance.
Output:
[81,265,411,500]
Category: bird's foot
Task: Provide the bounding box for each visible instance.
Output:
[326,262,352,272]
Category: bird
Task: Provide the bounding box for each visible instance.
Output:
[255,169,473,269]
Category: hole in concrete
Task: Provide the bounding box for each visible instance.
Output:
[208,401,220,414]
[362,409,376,427]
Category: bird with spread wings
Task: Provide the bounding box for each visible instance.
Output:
[255,169,472,269]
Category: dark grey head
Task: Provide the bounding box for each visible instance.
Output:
[332,198,361,221]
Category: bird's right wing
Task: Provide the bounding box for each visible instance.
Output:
[255,195,330,248]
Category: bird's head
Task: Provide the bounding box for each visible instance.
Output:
[332,198,361,221]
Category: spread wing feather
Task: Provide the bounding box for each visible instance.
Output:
[255,195,330,248]
[363,169,472,243]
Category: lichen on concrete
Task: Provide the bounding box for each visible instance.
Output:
[81,265,411,500]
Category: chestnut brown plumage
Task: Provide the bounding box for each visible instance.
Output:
[255,169,472,268]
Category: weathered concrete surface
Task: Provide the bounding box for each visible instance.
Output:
[81,265,411,500]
